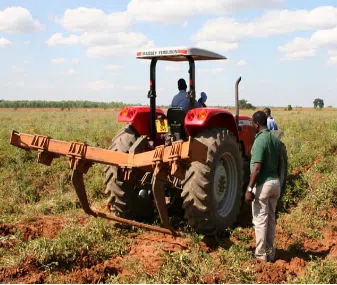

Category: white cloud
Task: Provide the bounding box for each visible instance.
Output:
[64,68,75,76]
[127,0,283,24]
[51,58,65,64]
[281,49,316,61]
[198,67,224,73]
[0,37,12,47]
[23,40,30,45]
[56,7,132,33]
[311,26,337,46]
[80,31,148,46]
[182,20,188,28]
[85,39,155,58]
[11,66,24,73]
[165,64,182,71]
[328,49,337,55]
[196,40,238,52]
[192,6,337,53]
[278,26,337,61]
[328,55,337,65]
[237,59,247,66]
[85,80,115,90]
[278,37,317,61]
[72,58,80,63]
[47,8,154,58]
[0,7,43,33]
[105,65,123,71]
[46,33,80,46]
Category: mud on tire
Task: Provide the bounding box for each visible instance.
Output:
[182,128,243,235]
[104,124,153,221]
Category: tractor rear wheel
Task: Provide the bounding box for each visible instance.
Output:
[182,128,243,235]
[104,124,153,221]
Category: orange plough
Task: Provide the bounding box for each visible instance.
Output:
[10,130,208,235]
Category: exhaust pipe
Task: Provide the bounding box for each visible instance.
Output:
[235,76,241,127]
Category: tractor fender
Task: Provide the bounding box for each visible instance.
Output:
[184,108,239,141]
[118,106,166,136]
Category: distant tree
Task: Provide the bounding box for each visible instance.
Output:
[313,98,324,109]
[0,100,130,109]
[238,99,256,110]
[287,104,292,111]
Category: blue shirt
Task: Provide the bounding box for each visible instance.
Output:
[171,90,201,111]
[267,116,278,130]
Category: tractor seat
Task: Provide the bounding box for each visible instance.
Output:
[167,107,187,141]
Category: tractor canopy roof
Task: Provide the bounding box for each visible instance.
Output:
[136,46,226,61]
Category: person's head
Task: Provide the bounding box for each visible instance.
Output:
[263,107,271,117]
[178,78,187,91]
[200,92,207,103]
[252,111,267,132]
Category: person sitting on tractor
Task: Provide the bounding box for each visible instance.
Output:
[198,92,207,107]
[171,78,202,110]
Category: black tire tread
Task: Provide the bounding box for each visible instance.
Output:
[182,127,243,235]
[104,124,152,220]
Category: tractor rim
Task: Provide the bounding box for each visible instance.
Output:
[213,152,237,217]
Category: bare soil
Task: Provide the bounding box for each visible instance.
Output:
[0,153,336,284]
[1,216,65,243]
[1,212,336,284]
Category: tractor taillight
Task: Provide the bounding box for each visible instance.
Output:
[120,107,128,117]
[186,111,195,121]
[126,108,135,119]
[197,109,207,121]
[119,107,136,121]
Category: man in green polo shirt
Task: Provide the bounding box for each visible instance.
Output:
[245,111,281,262]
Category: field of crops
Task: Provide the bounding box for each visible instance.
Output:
[0,107,337,283]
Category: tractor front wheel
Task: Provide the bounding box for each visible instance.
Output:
[104,124,153,221]
[182,128,243,235]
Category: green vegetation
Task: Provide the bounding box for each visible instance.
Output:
[1,219,130,268]
[294,258,337,283]
[0,107,336,283]
[238,99,256,110]
[0,100,130,109]
[313,98,324,109]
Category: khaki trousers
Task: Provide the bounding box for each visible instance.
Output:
[252,179,280,261]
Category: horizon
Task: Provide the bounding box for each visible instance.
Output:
[0,0,337,107]
[0,98,333,109]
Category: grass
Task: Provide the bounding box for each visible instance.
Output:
[0,218,130,268]
[0,107,336,283]
[293,257,337,284]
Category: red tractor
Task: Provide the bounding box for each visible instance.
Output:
[11,47,287,236]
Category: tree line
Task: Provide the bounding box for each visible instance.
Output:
[0,100,130,109]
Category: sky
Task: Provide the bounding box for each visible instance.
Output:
[0,0,337,107]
